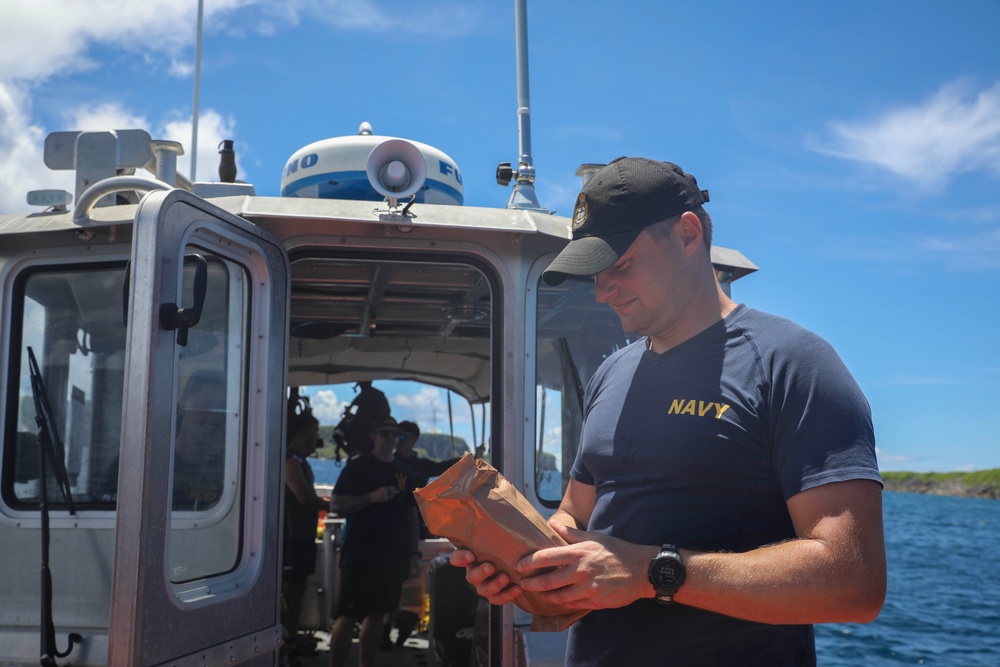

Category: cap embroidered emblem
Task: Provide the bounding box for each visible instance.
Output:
[573,194,588,229]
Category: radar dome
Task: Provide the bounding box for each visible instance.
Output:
[280,123,463,205]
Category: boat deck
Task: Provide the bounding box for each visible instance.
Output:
[292,629,432,667]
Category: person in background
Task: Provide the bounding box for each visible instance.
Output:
[282,408,329,660]
[379,419,459,649]
[328,417,420,667]
[395,420,460,489]
[452,157,886,666]
[172,371,228,509]
[95,370,227,507]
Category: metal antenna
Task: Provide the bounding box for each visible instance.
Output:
[190,0,204,181]
[498,0,546,211]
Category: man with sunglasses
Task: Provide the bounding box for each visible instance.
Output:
[329,417,420,667]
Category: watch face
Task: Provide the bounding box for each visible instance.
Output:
[651,556,683,588]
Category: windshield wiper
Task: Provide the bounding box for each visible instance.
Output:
[557,337,585,413]
[27,347,82,666]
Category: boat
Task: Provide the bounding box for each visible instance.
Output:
[0,2,757,665]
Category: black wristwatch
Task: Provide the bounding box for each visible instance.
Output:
[648,544,685,604]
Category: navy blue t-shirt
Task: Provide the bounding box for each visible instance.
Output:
[333,454,416,576]
[567,305,880,666]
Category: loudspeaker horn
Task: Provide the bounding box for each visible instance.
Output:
[366,139,427,200]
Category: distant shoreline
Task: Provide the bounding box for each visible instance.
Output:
[882,469,1000,500]
[311,455,1000,501]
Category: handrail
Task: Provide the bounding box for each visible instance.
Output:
[73,176,172,223]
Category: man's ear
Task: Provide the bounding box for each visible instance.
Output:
[676,211,703,255]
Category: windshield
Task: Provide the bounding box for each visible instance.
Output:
[4,264,127,509]
[3,255,247,528]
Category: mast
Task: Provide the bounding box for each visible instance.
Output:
[190,0,204,181]
[499,0,544,211]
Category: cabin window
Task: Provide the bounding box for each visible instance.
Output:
[533,277,632,505]
[3,263,127,510]
[168,248,250,584]
[1,253,250,558]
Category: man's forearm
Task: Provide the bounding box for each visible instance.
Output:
[550,508,586,530]
[330,492,371,515]
[524,480,884,624]
[676,480,886,625]
[677,537,885,625]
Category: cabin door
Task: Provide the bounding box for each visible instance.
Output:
[108,190,289,666]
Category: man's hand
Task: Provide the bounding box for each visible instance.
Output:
[449,549,524,606]
[514,522,656,610]
[450,521,657,611]
[368,485,398,503]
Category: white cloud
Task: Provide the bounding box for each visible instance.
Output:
[162,110,242,183]
[391,386,447,413]
[307,389,349,425]
[169,59,195,79]
[0,1,251,83]
[0,0,254,212]
[0,0,481,214]
[64,102,149,133]
[0,82,60,213]
[814,81,1000,191]
[0,99,244,212]
[915,226,1000,271]
[822,222,1000,272]
[389,386,482,433]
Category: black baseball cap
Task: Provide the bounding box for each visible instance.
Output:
[397,421,420,437]
[542,157,709,286]
[372,416,398,432]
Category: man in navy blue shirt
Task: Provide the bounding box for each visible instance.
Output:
[452,157,886,666]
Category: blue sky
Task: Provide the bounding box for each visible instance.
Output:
[2,1,998,472]
[305,380,489,455]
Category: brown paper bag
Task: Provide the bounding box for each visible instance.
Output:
[414,453,588,632]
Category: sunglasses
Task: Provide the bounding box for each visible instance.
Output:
[376,428,401,439]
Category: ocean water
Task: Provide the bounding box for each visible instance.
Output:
[311,457,347,487]
[816,492,1000,666]
[312,458,1000,665]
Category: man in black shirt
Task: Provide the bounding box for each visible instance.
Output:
[328,417,419,667]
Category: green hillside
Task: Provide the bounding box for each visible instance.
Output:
[881,469,1000,499]
[313,426,471,461]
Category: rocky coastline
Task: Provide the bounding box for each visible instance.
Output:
[882,476,1000,500]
